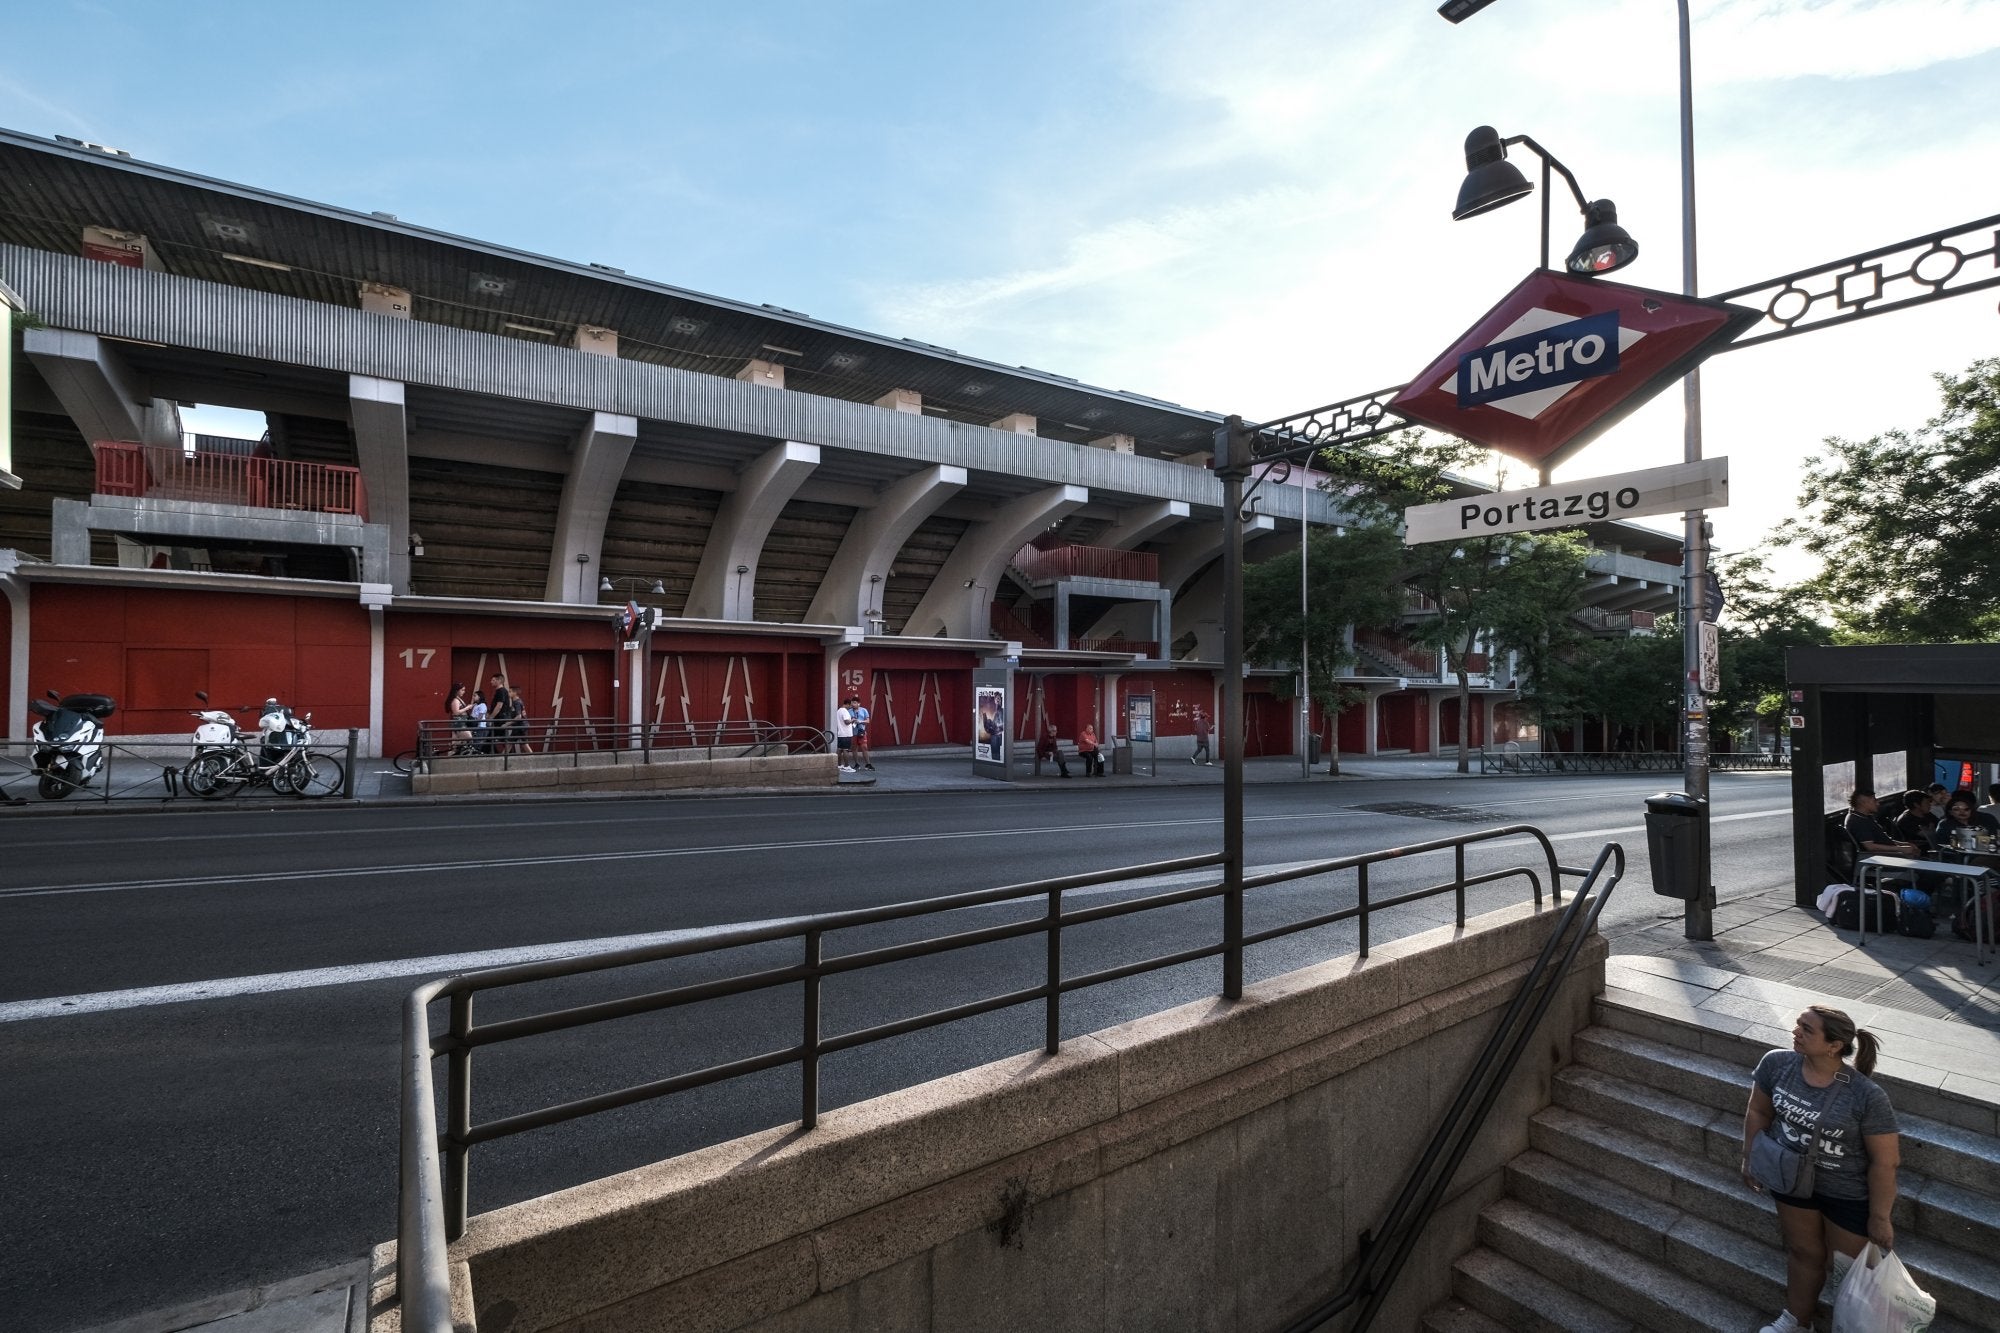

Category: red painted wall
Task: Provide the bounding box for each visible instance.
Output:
[28,585,370,735]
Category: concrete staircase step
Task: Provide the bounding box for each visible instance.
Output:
[1450,1246,1638,1332]
[1554,1058,2000,1258]
[1476,1198,1762,1333]
[1527,1104,2000,1328]
[1571,1025,1750,1113]
[1419,1298,1512,1333]
[1571,1025,2000,1198]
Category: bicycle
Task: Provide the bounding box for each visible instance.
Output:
[183,710,344,800]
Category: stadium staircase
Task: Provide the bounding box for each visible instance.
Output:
[1421,993,2000,1332]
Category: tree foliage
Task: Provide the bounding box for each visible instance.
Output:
[1781,357,2000,642]
[1242,522,1408,771]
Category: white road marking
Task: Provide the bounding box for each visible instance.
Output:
[0,811,1363,899]
[0,808,1792,1024]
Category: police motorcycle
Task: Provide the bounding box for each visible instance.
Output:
[182,693,337,798]
[28,690,117,799]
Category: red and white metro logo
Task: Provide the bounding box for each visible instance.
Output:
[1392,271,1758,469]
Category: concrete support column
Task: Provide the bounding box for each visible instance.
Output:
[686,441,820,620]
[0,554,28,742]
[543,411,639,604]
[1428,691,1443,756]
[989,413,1037,436]
[23,327,172,445]
[903,485,1087,639]
[1054,585,1071,652]
[349,376,411,592]
[1364,690,1383,756]
[367,602,386,756]
[805,464,966,628]
[873,389,922,414]
[1098,500,1188,551]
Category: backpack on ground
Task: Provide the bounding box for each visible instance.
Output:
[1830,888,1899,933]
[1899,889,1936,939]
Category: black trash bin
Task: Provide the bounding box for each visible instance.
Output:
[1645,791,1709,900]
[1307,735,1322,766]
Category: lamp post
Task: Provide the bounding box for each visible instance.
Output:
[1444,0,1712,939]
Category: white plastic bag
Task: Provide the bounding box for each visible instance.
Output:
[1833,1243,1936,1332]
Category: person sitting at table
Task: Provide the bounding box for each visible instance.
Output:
[1843,790,1921,860]
[1890,789,1937,850]
[1937,792,2000,846]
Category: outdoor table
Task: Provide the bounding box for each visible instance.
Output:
[1855,854,1993,960]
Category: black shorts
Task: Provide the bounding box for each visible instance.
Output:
[1772,1188,1871,1237]
[837,736,853,751]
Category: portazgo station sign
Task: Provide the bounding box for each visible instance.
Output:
[1390,270,1759,470]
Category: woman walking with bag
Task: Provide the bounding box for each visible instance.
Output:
[1741,1005,1901,1333]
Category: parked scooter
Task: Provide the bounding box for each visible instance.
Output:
[29,690,116,799]
[182,693,339,798]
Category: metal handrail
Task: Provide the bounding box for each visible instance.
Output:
[0,733,357,803]
[395,823,1586,1332]
[1478,746,1786,774]
[414,717,830,764]
[1280,840,1626,1333]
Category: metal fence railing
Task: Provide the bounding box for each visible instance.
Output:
[1478,746,1788,775]
[405,717,829,771]
[0,731,360,804]
[395,823,1601,1332]
[93,440,367,518]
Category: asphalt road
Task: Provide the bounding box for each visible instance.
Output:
[0,771,1795,1331]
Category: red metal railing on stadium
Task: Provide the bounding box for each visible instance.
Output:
[93,441,368,520]
[1009,542,1160,583]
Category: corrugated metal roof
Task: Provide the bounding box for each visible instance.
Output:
[0,128,1225,458]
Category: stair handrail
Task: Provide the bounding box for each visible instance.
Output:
[1279,839,1627,1333]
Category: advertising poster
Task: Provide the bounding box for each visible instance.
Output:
[1128,694,1154,743]
[975,686,1006,763]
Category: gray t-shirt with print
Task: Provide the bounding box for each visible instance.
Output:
[1753,1049,1898,1200]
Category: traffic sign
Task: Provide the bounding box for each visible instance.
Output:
[1401,456,1727,545]
[1389,270,1759,469]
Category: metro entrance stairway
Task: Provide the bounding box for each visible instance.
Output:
[1422,990,2000,1332]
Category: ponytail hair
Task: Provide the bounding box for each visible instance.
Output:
[1810,1003,1880,1076]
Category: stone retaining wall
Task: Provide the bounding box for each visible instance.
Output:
[373,900,1606,1332]
[411,748,834,795]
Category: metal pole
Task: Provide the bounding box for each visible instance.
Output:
[1678,0,1713,940]
[1216,418,1248,999]
[1300,460,1311,779]
[1539,155,1552,270]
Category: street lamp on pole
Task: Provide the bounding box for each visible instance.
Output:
[1443,1,1713,939]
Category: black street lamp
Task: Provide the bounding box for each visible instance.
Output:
[1452,126,1639,277]
[598,575,666,598]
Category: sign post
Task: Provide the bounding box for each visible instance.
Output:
[1402,456,1726,544]
[1393,270,1756,939]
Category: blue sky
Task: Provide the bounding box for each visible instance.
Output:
[5,0,1997,573]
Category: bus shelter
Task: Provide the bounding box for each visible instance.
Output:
[1787,644,2000,904]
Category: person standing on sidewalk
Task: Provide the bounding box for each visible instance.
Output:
[1740,1005,1901,1333]
[832,699,857,771]
[850,696,874,770]
[1190,707,1212,765]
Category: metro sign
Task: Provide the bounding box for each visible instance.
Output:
[1390,270,1759,469]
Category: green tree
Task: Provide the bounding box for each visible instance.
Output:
[1780,357,2000,642]
[1709,553,1832,751]
[1243,522,1408,774]
[1302,429,1597,772]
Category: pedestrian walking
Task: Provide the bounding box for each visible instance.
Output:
[1078,723,1103,777]
[1190,706,1212,765]
[850,695,874,770]
[833,698,857,771]
[1741,1004,1901,1333]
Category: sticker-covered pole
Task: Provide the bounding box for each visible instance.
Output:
[1677,0,1714,940]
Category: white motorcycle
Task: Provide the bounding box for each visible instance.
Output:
[182,693,341,798]
[29,690,116,799]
